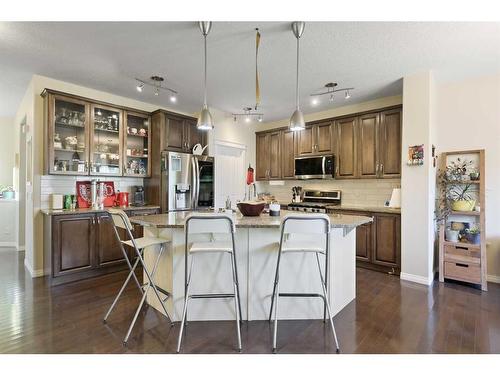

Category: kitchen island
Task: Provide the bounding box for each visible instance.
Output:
[130,211,372,321]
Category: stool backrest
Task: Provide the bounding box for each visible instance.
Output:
[281,213,331,235]
[108,208,133,231]
[184,213,236,235]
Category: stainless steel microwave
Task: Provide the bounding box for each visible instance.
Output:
[294,155,335,179]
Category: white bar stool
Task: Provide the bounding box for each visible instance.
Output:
[103,208,173,345]
[176,213,243,353]
[268,213,340,353]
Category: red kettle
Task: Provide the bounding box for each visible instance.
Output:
[116,191,129,208]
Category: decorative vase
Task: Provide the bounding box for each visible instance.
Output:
[445,228,460,242]
[465,232,480,245]
[451,199,476,211]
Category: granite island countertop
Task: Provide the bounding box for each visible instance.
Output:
[325,205,401,214]
[130,210,373,229]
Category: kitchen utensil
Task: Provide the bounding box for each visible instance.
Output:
[237,201,266,216]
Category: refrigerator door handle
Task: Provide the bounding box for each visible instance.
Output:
[194,157,200,210]
[191,156,198,210]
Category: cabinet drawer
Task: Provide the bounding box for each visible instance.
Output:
[444,261,481,284]
[444,243,480,261]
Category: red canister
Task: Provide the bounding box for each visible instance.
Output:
[116,192,129,208]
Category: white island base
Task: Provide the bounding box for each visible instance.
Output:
[139,222,358,322]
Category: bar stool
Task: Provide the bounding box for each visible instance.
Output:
[103,208,173,345]
[268,213,340,353]
[176,213,243,353]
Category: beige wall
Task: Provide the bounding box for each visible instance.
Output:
[0,117,15,187]
[435,73,500,281]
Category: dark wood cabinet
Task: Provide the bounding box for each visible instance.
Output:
[163,113,207,154]
[281,130,296,179]
[45,207,160,286]
[256,131,281,181]
[296,122,333,156]
[357,113,379,178]
[378,108,402,178]
[296,126,314,156]
[327,209,400,274]
[335,116,358,179]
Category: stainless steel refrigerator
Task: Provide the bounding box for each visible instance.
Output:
[160,151,215,212]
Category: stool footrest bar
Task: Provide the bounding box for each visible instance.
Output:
[279,293,325,300]
[190,293,236,299]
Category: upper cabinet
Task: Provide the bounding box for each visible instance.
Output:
[124,111,151,177]
[47,94,90,175]
[43,89,152,177]
[161,112,207,154]
[255,106,402,181]
[296,121,334,156]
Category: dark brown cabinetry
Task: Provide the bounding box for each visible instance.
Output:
[281,130,296,179]
[378,109,402,178]
[357,113,379,178]
[296,122,334,156]
[335,117,358,179]
[328,209,401,274]
[45,207,160,285]
[162,112,207,154]
[256,131,281,181]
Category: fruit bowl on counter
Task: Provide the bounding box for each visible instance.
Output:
[237,201,266,216]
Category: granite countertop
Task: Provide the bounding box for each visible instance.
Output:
[41,205,161,216]
[130,210,373,229]
[325,205,401,214]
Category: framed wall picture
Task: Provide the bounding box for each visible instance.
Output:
[407,144,424,166]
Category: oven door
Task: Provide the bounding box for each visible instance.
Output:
[294,155,334,179]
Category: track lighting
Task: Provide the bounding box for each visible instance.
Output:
[311,82,354,103]
[311,97,319,106]
[134,76,178,103]
[345,90,351,99]
[136,83,144,92]
[170,93,177,103]
[258,115,263,122]
[329,93,334,102]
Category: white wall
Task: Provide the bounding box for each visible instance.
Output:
[0,117,15,187]
[400,71,436,285]
[435,73,500,281]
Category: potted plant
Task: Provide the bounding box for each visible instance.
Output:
[0,185,15,200]
[436,158,478,223]
[469,167,480,181]
[464,227,481,245]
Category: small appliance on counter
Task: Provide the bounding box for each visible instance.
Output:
[131,186,145,206]
[287,189,341,213]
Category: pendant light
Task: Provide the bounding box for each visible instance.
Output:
[289,21,306,131]
[197,21,214,130]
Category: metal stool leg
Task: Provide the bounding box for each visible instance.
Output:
[103,251,143,323]
[268,249,282,322]
[272,272,280,352]
[176,254,195,353]
[230,253,242,351]
[315,252,340,353]
[231,240,243,325]
[123,244,165,344]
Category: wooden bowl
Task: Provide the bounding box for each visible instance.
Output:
[237,201,266,216]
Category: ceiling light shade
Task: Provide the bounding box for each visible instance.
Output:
[197,104,214,130]
[197,21,214,131]
[289,109,305,131]
[289,21,306,132]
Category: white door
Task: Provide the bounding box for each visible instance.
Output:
[214,141,246,209]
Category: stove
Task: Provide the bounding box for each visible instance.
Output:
[288,190,341,213]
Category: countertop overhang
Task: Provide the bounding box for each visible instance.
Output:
[130,210,373,229]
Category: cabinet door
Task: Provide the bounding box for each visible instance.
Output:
[296,126,314,156]
[96,213,127,267]
[256,133,270,180]
[373,214,401,268]
[124,112,151,177]
[52,214,96,277]
[47,94,90,175]
[186,119,207,154]
[90,104,123,176]
[336,117,358,178]
[315,122,333,154]
[164,115,185,152]
[357,113,379,178]
[379,109,402,178]
[356,222,373,262]
[269,131,282,179]
[281,130,295,179]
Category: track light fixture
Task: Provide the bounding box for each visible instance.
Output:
[310,82,354,104]
[232,107,264,123]
[135,76,178,102]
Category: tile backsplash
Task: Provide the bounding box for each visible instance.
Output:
[256,178,401,207]
[41,175,143,209]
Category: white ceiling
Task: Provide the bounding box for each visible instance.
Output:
[0,22,499,120]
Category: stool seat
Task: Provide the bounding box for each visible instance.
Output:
[281,240,325,253]
[189,241,233,253]
[122,236,170,249]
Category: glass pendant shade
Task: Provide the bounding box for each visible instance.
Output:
[289,108,305,131]
[197,104,214,130]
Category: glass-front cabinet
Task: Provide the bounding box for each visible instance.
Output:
[90,104,123,176]
[124,112,151,177]
[43,90,151,177]
[48,95,90,175]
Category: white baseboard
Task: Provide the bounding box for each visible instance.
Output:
[487,274,500,284]
[24,258,44,278]
[400,272,434,286]
[0,241,17,248]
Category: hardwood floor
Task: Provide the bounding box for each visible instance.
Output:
[1,249,499,354]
